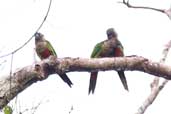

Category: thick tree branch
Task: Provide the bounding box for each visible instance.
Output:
[0,65,40,109]
[1,55,171,109]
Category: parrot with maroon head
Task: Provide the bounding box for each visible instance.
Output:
[35,32,73,87]
[88,28,128,94]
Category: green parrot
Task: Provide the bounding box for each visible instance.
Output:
[35,32,73,87]
[88,28,129,94]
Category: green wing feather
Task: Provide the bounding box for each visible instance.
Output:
[46,40,57,56]
[91,42,103,58]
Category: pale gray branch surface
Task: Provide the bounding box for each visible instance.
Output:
[1,55,171,109]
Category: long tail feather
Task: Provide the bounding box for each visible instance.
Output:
[89,72,98,94]
[117,71,129,91]
[59,73,73,88]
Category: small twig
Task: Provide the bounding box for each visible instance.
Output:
[120,0,165,13]
[0,60,6,67]
[69,105,73,114]
[19,99,48,114]
[30,101,43,114]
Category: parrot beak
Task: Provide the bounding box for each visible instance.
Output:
[107,33,114,39]
[35,32,44,41]
[34,32,40,38]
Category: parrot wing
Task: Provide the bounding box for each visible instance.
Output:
[91,42,103,58]
[115,40,124,56]
[89,42,103,94]
[46,40,57,56]
[46,41,73,87]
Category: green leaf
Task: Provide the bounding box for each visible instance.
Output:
[3,105,13,114]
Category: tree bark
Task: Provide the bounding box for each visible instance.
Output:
[0,55,171,109]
